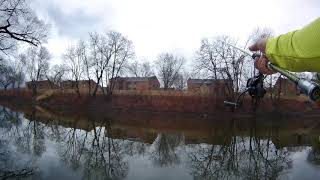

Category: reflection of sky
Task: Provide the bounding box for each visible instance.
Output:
[125,156,192,180]
[4,135,83,180]
[284,148,320,180]
[35,140,82,180]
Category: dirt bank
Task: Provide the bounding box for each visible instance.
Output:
[0,89,319,114]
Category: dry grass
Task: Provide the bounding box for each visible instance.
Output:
[26,88,220,98]
[112,89,218,97]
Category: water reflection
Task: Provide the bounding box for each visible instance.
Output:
[307,136,320,165]
[150,133,184,167]
[187,125,292,179]
[0,105,320,180]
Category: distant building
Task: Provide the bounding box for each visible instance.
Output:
[61,80,98,90]
[25,80,99,91]
[187,78,232,95]
[26,80,58,90]
[273,77,300,96]
[110,76,160,91]
[60,80,76,89]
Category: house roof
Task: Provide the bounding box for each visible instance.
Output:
[111,76,158,82]
[26,80,50,84]
[61,80,97,83]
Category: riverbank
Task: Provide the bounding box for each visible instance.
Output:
[0,88,319,114]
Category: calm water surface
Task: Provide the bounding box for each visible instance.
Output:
[0,106,320,180]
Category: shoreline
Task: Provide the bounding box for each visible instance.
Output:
[1,89,319,115]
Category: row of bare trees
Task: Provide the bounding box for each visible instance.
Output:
[0,47,50,96]
[61,32,191,96]
[192,28,281,102]
[62,31,135,97]
[0,0,280,100]
[0,0,49,99]
[0,0,299,101]
[0,60,23,90]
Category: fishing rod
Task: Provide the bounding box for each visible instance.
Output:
[223,43,320,109]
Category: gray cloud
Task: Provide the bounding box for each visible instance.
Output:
[32,0,107,39]
[48,6,105,38]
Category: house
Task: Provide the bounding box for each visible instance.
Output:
[26,80,58,90]
[60,80,76,89]
[273,77,300,96]
[187,78,232,95]
[61,80,98,90]
[110,76,160,91]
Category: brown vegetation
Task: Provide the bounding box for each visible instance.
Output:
[0,88,318,115]
[110,76,160,91]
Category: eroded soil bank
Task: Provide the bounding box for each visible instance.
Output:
[0,89,319,115]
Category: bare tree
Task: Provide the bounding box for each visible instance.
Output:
[155,53,184,90]
[46,64,66,89]
[245,27,274,48]
[77,40,93,95]
[11,56,25,88]
[126,60,139,77]
[126,60,154,77]
[194,38,219,79]
[173,71,189,90]
[105,31,134,96]
[194,36,252,100]
[0,0,48,54]
[89,32,110,96]
[0,63,14,90]
[22,46,50,97]
[64,45,84,97]
[63,31,134,97]
[0,58,25,90]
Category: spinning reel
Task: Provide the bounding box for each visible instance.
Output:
[224,51,320,110]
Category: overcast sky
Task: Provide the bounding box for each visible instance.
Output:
[31,0,319,64]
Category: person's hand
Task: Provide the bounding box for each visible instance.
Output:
[249,39,275,75]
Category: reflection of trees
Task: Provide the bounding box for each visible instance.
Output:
[59,128,88,170]
[4,106,317,180]
[307,136,320,165]
[14,108,46,157]
[0,107,22,129]
[122,140,147,156]
[0,106,152,180]
[150,133,184,167]
[0,107,37,179]
[58,119,129,180]
[31,121,46,156]
[0,168,33,180]
[187,120,292,180]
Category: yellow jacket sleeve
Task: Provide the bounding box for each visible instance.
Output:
[266,18,320,72]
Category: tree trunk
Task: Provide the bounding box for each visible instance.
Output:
[93,72,103,97]
[75,80,81,97]
[32,81,37,103]
[87,79,91,96]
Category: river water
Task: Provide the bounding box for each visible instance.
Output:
[0,105,320,180]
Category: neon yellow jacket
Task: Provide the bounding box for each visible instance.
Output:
[266,18,320,72]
